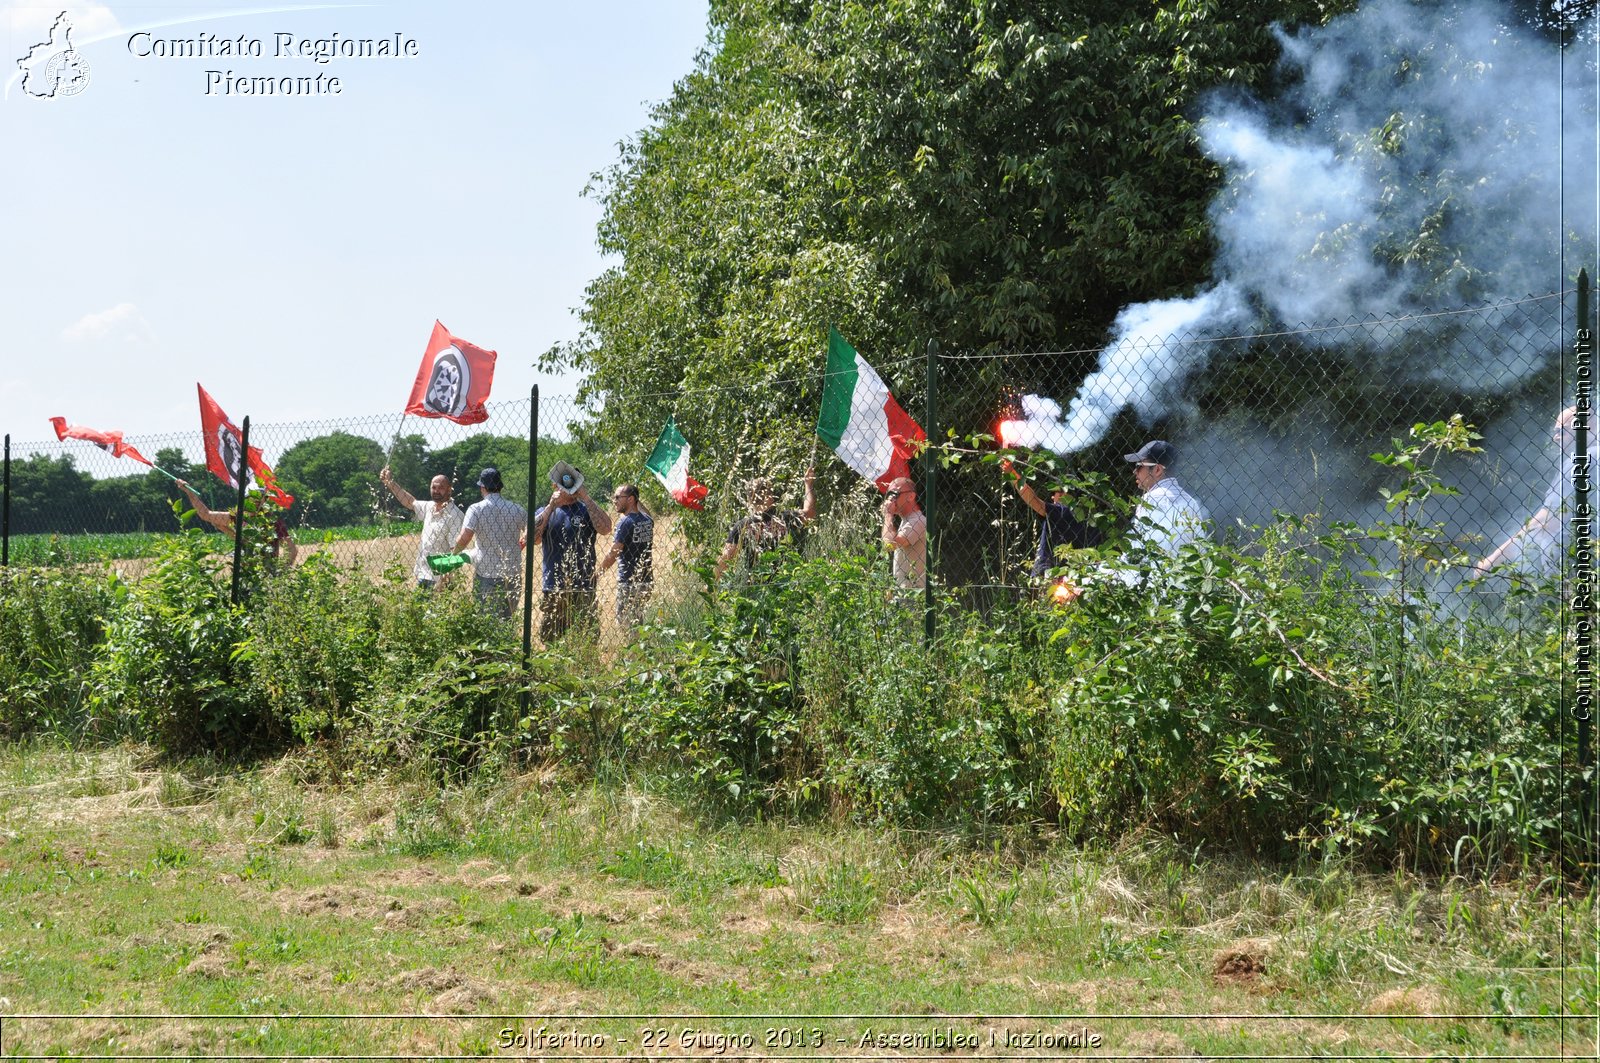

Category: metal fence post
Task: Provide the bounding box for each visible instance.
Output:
[230,416,251,606]
[2,434,9,568]
[1574,268,1593,775]
[523,385,538,676]
[924,339,938,644]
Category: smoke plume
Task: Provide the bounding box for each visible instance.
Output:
[1056,0,1597,453]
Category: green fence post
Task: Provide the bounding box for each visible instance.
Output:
[924,338,938,645]
[1574,268,1593,776]
[229,416,251,606]
[2,434,9,568]
[524,385,538,682]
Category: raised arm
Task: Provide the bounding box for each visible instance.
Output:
[577,487,612,536]
[798,467,817,523]
[379,467,416,509]
[1002,460,1047,518]
[176,480,233,534]
[713,541,740,580]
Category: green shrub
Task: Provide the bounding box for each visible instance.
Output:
[88,531,266,756]
[0,566,114,738]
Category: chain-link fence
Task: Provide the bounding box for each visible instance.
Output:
[3,284,1592,648]
[930,289,1581,611]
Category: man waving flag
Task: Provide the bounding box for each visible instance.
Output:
[196,384,293,508]
[816,327,924,492]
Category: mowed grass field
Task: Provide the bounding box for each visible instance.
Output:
[0,744,1592,1060]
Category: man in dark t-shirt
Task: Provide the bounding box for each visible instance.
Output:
[599,483,655,630]
[714,468,817,580]
[1002,461,1102,579]
[531,477,611,641]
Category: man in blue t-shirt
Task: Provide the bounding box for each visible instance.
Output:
[599,483,655,631]
[531,473,612,641]
[1002,460,1103,580]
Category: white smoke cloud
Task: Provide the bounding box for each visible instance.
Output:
[1058,0,1596,455]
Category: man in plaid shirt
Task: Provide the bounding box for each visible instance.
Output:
[453,467,528,619]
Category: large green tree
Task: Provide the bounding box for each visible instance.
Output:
[275,431,386,527]
[551,0,1347,493]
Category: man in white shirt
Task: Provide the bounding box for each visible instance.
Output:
[880,475,927,593]
[1078,439,1210,592]
[1124,440,1210,559]
[1477,405,1594,576]
[380,466,463,591]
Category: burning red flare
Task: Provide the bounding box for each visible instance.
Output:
[1049,578,1080,606]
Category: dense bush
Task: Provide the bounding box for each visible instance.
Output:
[0,566,114,738]
[1042,523,1575,870]
[0,469,1581,873]
[88,530,266,755]
[243,553,543,769]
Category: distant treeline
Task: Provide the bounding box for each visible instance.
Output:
[4,432,606,536]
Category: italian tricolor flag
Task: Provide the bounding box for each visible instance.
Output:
[644,417,710,510]
[817,327,924,492]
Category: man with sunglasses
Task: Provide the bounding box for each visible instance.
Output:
[880,476,926,592]
[1122,440,1210,564]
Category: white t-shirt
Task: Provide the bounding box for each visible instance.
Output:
[412,499,464,582]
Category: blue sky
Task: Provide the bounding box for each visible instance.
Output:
[0,0,709,446]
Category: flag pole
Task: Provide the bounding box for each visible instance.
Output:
[386,412,407,465]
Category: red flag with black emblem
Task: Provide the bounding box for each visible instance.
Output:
[195,384,294,507]
[50,417,152,466]
[403,321,497,425]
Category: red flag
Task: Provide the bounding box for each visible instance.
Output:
[195,384,294,508]
[50,417,152,466]
[404,321,497,425]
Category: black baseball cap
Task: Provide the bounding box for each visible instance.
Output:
[476,467,504,491]
[1124,440,1176,466]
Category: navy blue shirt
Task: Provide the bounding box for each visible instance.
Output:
[1032,501,1101,578]
[537,501,597,593]
[614,511,654,586]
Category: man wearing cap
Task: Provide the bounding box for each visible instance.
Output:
[452,467,528,620]
[880,475,927,594]
[1123,440,1210,563]
[379,467,462,591]
[530,463,612,640]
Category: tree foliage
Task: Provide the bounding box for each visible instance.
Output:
[551,0,1351,491]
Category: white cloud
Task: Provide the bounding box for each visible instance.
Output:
[2,2,119,41]
[61,302,154,344]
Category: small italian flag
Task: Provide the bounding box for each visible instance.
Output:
[816,327,925,492]
[644,417,710,510]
